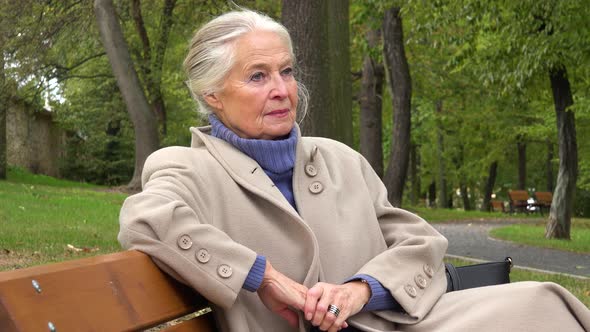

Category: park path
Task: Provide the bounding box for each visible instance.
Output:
[432,220,590,278]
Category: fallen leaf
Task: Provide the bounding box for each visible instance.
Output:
[67,244,99,253]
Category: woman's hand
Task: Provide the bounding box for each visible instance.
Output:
[304,281,371,332]
[257,260,308,328]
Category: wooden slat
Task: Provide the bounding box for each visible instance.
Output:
[508,190,529,202]
[164,316,217,332]
[535,191,553,205]
[0,250,215,331]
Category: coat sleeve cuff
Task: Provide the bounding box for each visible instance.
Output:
[242,255,266,292]
[345,274,401,312]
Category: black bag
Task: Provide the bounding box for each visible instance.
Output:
[445,257,512,292]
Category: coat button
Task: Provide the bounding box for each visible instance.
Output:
[196,249,210,263]
[415,274,428,289]
[177,234,193,250]
[404,284,417,298]
[423,264,434,278]
[309,181,324,194]
[217,264,233,278]
[305,164,318,177]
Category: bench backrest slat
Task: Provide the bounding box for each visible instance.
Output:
[534,191,553,205]
[0,250,216,332]
[508,190,529,202]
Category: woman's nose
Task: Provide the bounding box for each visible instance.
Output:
[269,75,288,99]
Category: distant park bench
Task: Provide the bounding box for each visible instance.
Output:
[508,190,530,213]
[490,200,506,213]
[534,191,553,215]
[0,250,218,332]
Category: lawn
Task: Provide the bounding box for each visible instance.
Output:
[0,168,127,269]
[408,205,539,223]
[489,219,590,254]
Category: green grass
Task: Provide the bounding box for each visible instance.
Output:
[0,168,127,270]
[445,258,590,307]
[408,205,538,223]
[489,219,590,254]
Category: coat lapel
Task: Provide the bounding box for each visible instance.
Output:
[190,126,299,218]
[191,125,322,288]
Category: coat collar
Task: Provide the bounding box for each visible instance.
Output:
[190,124,322,288]
[190,124,305,218]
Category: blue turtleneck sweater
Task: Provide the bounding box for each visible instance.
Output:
[208,115,399,313]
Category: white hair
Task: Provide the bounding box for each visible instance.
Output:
[183,10,309,119]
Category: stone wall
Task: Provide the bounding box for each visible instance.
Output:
[7,98,65,177]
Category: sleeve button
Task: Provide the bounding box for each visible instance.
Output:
[177,234,193,250]
[423,264,434,278]
[196,249,210,263]
[217,264,233,278]
[415,274,428,289]
[404,284,418,298]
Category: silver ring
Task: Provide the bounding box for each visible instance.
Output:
[327,304,341,317]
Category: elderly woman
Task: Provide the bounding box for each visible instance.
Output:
[119,9,590,332]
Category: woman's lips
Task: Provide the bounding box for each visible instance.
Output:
[266,109,290,117]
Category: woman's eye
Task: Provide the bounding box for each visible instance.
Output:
[250,72,265,82]
[281,67,294,76]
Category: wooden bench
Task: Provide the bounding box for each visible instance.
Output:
[507,190,530,213]
[0,250,218,332]
[490,200,506,213]
[534,191,553,215]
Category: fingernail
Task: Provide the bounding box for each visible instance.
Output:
[306,313,312,320]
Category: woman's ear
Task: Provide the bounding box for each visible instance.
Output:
[204,93,223,111]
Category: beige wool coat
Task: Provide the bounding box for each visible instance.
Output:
[119,125,590,332]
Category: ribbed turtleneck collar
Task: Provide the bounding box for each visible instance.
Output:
[208,114,298,174]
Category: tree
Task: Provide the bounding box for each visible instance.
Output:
[130,0,177,135]
[382,6,411,207]
[481,161,498,212]
[546,66,577,238]
[359,29,384,177]
[281,0,352,145]
[94,0,159,190]
[406,0,590,238]
[0,34,6,180]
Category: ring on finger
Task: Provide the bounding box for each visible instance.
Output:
[327,304,341,317]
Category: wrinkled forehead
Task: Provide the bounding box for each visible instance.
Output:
[232,30,294,68]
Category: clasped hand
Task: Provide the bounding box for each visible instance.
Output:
[257,261,370,332]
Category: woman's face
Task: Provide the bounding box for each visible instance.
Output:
[205,30,298,140]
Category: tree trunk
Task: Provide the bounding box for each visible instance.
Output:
[131,0,176,136]
[435,100,448,208]
[481,161,498,212]
[546,66,577,239]
[409,143,420,206]
[517,140,526,190]
[428,181,436,208]
[382,7,412,207]
[326,0,352,145]
[282,0,352,145]
[359,29,384,177]
[0,37,6,179]
[546,139,554,192]
[460,182,471,210]
[94,0,160,191]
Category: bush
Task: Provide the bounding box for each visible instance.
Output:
[574,188,590,218]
